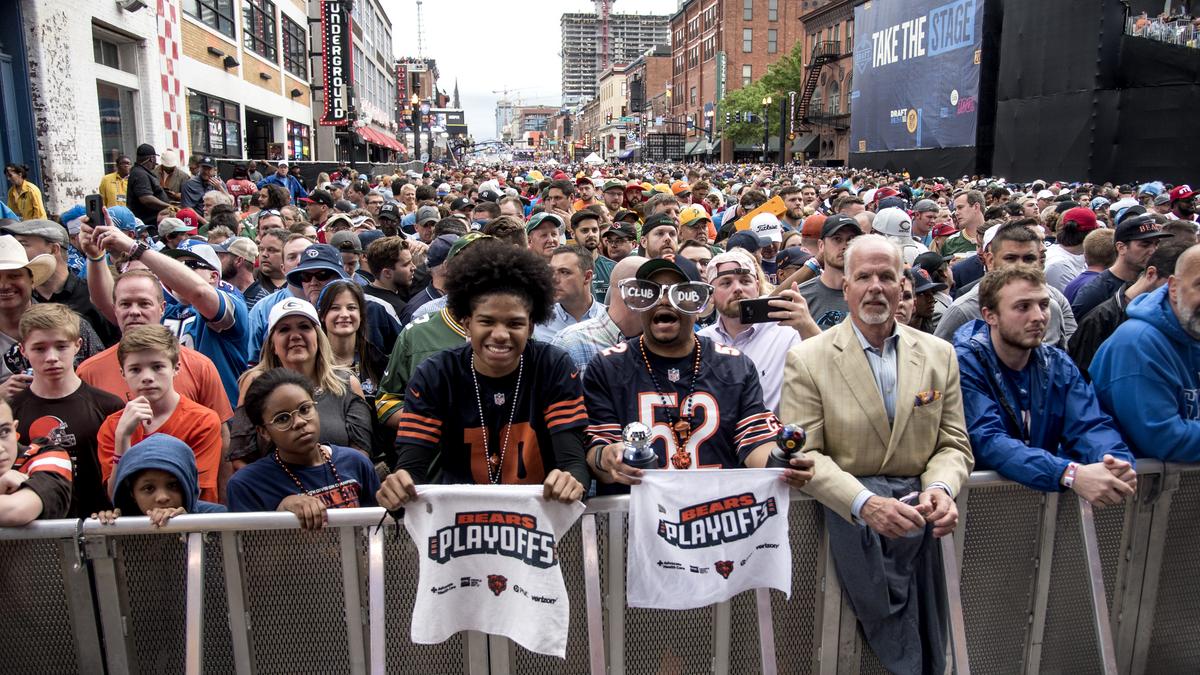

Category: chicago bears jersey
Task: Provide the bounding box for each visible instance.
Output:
[582,336,778,470]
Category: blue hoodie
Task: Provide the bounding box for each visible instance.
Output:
[1090,285,1200,461]
[112,434,226,515]
[954,320,1132,492]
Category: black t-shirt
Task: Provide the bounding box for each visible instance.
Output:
[1071,270,1124,321]
[11,382,125,517]
[126,163,167,223]
[22,472,72,520]
[397,341,588,486]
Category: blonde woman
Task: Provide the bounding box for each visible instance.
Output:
[229,298,372,468]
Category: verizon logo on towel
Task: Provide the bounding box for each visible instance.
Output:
[627,469,792,610]
[403,485,585,657]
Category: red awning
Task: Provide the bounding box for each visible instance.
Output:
[356,126,403,152]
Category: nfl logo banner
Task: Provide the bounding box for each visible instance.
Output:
[627,469,792,610]
[403,485,585,657]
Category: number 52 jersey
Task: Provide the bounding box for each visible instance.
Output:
[582,336,778,471]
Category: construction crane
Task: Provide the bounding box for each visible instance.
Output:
[491,86,536,107]
[594,0,613,71]
[415,0,426,58]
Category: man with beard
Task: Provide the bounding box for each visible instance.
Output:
[780,234,972,675]
[697,249,818,413]
[570,208,613,302]
[214,236,266,308]
[573,176,600,212]
[255,228,289,294]
[1071,213,1172,320]
[602,221,638,263]
[1090,244,1200,461]
[1167,184,1197,223]
[779,185,807,231]
[600,180,626,215]
[799,214,863,330]
[581,258,814,489]
[639,213,679,261]
[955,265,1136,504]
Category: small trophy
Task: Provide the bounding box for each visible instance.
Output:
[621,421,659,470]
[766,424,806,469]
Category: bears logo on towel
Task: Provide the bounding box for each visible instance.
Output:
[429,510,560,569]
[657,492,778,549]
[487,574,508,596]
[714,560,734,579]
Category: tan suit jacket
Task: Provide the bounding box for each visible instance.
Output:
[781,319,974,522]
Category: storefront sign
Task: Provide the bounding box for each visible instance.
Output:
[320,0,353,126]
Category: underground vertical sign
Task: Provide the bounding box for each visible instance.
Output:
[320,0,353,126]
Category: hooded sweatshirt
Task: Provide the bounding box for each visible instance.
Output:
[1089,285,1200,461]
[112,434,226,515]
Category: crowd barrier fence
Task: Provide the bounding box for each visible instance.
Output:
[1126,16,1200,48]
[2,460,1198,674]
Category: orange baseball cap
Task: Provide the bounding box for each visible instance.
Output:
[801,213,826,238]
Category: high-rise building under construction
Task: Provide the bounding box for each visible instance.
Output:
[560,8,670,107]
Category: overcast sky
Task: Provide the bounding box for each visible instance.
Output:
[381,0,681,140]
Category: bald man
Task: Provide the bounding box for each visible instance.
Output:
[552,255,648,373]
[1090,244,1200,461]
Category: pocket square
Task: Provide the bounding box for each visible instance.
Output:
[914,390,942,407]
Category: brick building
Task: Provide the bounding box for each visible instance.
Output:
[626,45,673,157]
[799,0,854,165]
[669,0,804,160]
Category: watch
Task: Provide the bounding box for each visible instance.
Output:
[127,240,150,261]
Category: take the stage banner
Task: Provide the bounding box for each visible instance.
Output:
[403,485,585,657]
[627,469,793,610]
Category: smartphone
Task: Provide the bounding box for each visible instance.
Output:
[85,193,104,228]
[740,296,784,324]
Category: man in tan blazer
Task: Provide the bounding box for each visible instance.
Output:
[782,234,973,536]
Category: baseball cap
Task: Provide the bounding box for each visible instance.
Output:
[477,188,503,203]
[162,239,220,271]
[426,234,459,269]
[1089,196,1112,211]
[604,221,638,241]
[931,223,958,237]
[1060,207,1099,232]
[776,246,814,270]
[174,208,201,233]
[749,212,783,243]
[1169,185,1198,201]
[300,189,334,208]
[613,209,640,223]
[602,179,626,193]
[198,156,215,168]
[377,203,401,221]
[575,176,594,187]
[1115,204,1147,226]
[436,182,451,196]
[212,236,259,263]
[705,249,759,283]
[872,207,913,238]
[877,196,908,211]
[641,213,677,237]
[451,197,473,212]
[330,230,362,253]
[136,143,157,158]
[416,205,441,225]
[1114,214,1173,243]
[1036,189,1056,200]
[0,219,68,246]
[357,230,385,250]
[679,204,711,228]
[726,230,763,254]
[157,217,194,237]
[267,297,320,336]
[801,213,826,238]
[1153,193,1172,207]
[912,199,940,214]
[635,258,694,284]
[908,268,947,294]
[285,244,347,286]
[526,212,564,234]
[821,214,862,239]
[671,180,691,196]
[333,199,355,213]
[913,251,952,276]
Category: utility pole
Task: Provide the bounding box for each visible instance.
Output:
[777,96,787,167]
[761,95,772,163]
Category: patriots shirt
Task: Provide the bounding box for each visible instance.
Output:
[583,336,778,471]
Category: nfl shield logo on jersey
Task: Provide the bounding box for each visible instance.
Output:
[667,368,680,382]
[494,393,506,406]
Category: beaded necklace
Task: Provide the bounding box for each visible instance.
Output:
[637,335,702,469]
[273,445,355,505]
[469,353,524,484]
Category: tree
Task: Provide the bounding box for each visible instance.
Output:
[718,43,806,145]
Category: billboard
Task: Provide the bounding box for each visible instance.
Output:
[319,0,353,126]
[850,0,983,152]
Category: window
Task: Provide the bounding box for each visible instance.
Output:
[768,29,778,54]
[769,0,778,21]
[828,79,841,114]
[97,83,138,174]
[243,0,277,61]
[287,120,310,160]
[93,38,119,69]
[282,15,307,78]
[690,86,697,105]
[742,64,752,86]
[743,28,753,53]
[184,0,235,39]
[744,0,753,21]
[188,91,242,158]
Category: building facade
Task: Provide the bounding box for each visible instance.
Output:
[561,12,671,106]
[596,65,630,160]
[668,0,804,159]
[799,0,854,165]
[626,45,673,155]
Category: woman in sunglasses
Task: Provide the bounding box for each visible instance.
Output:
[227,367,379,528]
[375,241,589,510]
[229,297,372,468]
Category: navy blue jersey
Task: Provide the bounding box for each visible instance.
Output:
[226,445,380,512]
[583,336,777,470]
[398,341,588,485]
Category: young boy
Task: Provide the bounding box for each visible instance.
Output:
[92,434,225,527]
[97,325,223,502]
[0,398,73,525]
[10,303,124,517]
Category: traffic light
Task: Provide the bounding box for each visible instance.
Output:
[606,112,613,124]
[620,105,627,117]
[725,112,731,126]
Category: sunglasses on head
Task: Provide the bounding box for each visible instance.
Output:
[182,259,213,271]
[619,278,713,315]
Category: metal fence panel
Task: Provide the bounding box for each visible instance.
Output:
[1143,470,1200,672]
[381,525,467,674]
[118,534,189,673]
[0,538,84,673]
[1039,496,1106,673]
[768,499,822,674]
[959,483,1043,674]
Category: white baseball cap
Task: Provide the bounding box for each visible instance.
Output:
[872,207,914,238]
[267,297,320,335]
[749,212,783,243]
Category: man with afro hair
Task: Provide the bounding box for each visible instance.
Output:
[377,241,589,506]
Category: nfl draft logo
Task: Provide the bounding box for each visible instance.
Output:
[494,393,506,406]
[667,368,681,382]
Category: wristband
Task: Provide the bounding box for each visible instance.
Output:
[1062,462,1079,489]
[594,445,608,473]
[87,253,108,262]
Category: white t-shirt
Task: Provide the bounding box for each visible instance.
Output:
[1044,244,1086,292]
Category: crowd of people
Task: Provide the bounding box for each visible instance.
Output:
[0,146,1196,665]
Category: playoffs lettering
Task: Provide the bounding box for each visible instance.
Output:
[657,492,778,549]
[429,510,559,569]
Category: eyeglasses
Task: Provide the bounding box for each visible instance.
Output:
[267,400,317,431]
[619,278,713,315]
[300,270,337,283]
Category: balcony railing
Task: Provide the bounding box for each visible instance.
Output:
[1126,15,1200,48]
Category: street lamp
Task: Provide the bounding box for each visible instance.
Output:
[410,94,421,163]
[761,95,772,163]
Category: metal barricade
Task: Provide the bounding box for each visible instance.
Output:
[4,465,1200,674]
